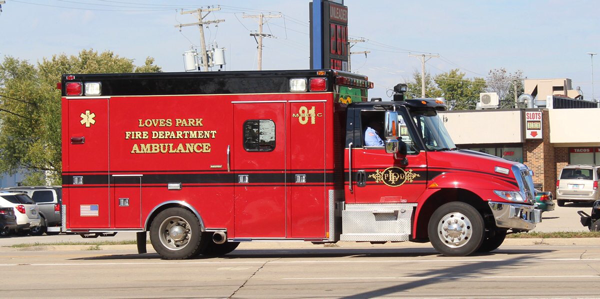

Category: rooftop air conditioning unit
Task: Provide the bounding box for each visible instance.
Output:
[479,92,499,109]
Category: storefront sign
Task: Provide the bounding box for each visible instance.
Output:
[525,111,542,139]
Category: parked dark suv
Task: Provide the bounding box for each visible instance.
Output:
[4,187,62,235]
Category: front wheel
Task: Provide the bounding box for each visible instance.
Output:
[150,208,206,260]
[428,202,485,256]
[478,229,507,252]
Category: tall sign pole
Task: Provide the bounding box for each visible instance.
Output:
[310,0,348,71]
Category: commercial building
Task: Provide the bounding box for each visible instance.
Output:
[440,78,598,194]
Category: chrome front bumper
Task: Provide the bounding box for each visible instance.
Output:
[488,202,541,231]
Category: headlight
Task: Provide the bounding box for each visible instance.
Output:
[494,190,527,203]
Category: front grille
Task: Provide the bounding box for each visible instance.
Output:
[519,168,535,203]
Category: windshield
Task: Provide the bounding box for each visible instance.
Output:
[411,110,456,151]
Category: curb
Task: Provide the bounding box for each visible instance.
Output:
[3,238,600,252]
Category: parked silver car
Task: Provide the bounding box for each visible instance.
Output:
[4,186,62,235]
[556,165,600,206]
[0,191,41,235]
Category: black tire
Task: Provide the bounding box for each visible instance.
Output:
[557,200,565,207]
[46,231,60,236]
[30,217,47,236]
[150,208,206,260]
[0,227,10,237]
[428,202,485,256]
[202,239,240,257]
[477,229,507,253]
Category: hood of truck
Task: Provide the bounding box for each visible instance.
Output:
[427,149,520,188]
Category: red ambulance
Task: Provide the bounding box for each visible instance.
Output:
[61,70,540,259]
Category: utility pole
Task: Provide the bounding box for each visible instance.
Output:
[175,7,225,72]
[243,13,281,70]
[348,38,369,72]
[588,52,597,103]
[409,53,439,98]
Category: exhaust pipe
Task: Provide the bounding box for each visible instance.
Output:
[212,231,227,244]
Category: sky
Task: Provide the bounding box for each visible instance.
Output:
[0,0,599,101]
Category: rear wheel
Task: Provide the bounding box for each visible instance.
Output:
[557,200,565,207]
[0,227,10,237]
[428,202,485,256]
[202,239,240,257]
[150,208,206,260]
[477,229,507,252]
[30,217,47,236]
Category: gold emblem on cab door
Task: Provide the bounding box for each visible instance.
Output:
[80,110,96,127]
[369,167,420,187]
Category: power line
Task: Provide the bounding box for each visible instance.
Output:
[243,13,281,70]
[175,7,225,72]
[410,53,439,97]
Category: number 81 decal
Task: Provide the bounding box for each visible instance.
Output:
[294,106,323,125]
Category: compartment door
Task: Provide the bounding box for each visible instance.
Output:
[66,98,110,228]
[112,175,142,228]
[233,103,286,238]
[289,102,326,238]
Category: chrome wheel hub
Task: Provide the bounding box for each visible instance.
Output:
[437,212,472,248]
[159,216,191,251]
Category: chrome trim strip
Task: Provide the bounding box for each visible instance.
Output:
[112,174,143,177]
[348,143,353,192]
[232,101,287,103]
[227,145,231,172]
[65,96,111,100]
[288,100,327,103]
[328,190,335,242]
[61,204,67,233]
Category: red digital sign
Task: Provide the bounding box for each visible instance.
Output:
[323,2,348,71]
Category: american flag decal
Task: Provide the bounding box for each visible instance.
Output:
[80,204,99,217]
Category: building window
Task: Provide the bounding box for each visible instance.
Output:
[569,148,597,165]
[243,120,275,152]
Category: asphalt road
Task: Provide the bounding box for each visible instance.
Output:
[2,242,600,298]
[0,201,598,298]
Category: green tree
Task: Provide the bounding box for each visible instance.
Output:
[434,69,486,110]
[407,70,442,98]
[486,68,524,109]
[0,49,161,185]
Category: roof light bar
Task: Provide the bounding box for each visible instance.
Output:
[290,78,307,92]
[66,82,83,96]
[84,82,102,96]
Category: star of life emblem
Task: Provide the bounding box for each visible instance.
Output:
[80,110,96,127]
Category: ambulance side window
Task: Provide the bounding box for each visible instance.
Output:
[243,120,276,152]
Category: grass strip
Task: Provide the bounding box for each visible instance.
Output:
[507,231,600,238]
[9,240,145,248]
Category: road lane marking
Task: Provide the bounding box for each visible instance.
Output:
[282,275,600,280]
[3,258,600,267]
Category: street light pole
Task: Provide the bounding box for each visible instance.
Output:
[588,52,596,104]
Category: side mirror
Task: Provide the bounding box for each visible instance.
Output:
[385,139,399,154]
[384,111,398,139]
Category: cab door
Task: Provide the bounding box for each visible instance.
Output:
[66,98,110,228]
[233,103,286,238]
[351,109,428,204]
